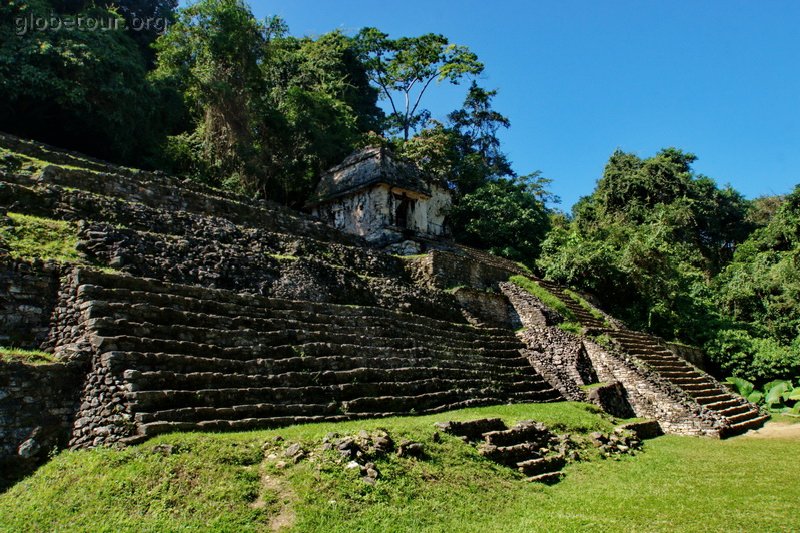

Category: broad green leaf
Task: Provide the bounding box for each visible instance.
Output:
[765,383,790,408]
[747,391,763,404]
[786,390,800,401]
[762,380,791,394]
[725,377,754,397]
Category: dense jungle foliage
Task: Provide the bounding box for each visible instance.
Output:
[0,0,797,383]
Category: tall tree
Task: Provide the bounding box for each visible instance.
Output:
[356,28,483,140]
[538,148,751,343]
[400,83,513,196]
[259,30,383,204]
[153,0,269,191]
[450,173,553,263]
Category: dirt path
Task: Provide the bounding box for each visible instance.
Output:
[744,421,800,439]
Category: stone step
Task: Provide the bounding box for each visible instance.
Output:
[135,401,341,424]
[695,393,735,405]
[703,398,742,411]
[655,369,705,379]
[624,347,675,357]
[640,361,693,372]
[673,381,717,392]
[525,471,563,484]
[87,301,522,350]
[87,316,523,355]
[137,415,353,438]
[668,375,711,385]
[483,421,553,447]
[135,396,521,438]
[517,455,566,477]
[76,271,515,340]
[715,404,751,418]
[96,336,532,368]
[478,442,540,467]
[720,414,770,438]
[128,378,555,412]
[340,390,514,415]
[83,295,512,345]
[103,351,536,380]
[610,330,657,339]
[725,409,761,425]
[129,367,546,393]
[686,387,730,398]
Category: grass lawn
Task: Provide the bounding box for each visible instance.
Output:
[0,402,797,532]
[0,212,80,262]
[0,347,56,365]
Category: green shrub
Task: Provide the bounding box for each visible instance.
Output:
[707,329,799,383]
[726,376,800,414]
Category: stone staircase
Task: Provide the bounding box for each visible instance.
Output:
[436,418,566,483]
[533,277,767,437]
[69,270,561,447]
[535,280,607,330]
[604,329,769,437]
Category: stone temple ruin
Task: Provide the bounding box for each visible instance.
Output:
[308,146,452,249]
[0,133,767,485]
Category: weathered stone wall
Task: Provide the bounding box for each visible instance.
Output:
[583,339,721,436]
[585,382,636,418]
[41,269,92,362]
[412,250,518,291]
[313,184,392,244]
[0,360,86,490]
[76,222,464,323]
[499,282,563,328]
[68,350,136,450]
[452,287,513,328]
[666,342,708,371]
[0,258,61,349]
[312,183,451,244]
[516,327,591,402]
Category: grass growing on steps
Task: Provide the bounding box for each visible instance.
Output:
[563,288,609,325]
[509,275,575,322]
[1,402,797,532]
[0,347,55,365]
[1,212,80,262]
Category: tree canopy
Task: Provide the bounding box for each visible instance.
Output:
[356,28,483,140]
[538,148,798,383]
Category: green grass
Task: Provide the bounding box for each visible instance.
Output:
[514,261,533,275]
[267,253,299,261]
[772,413,800,424]
[0,347,56,365]
[1,212,80,262]
[509,275,576,322]
[1,401,796,532]
[557,321,583,334]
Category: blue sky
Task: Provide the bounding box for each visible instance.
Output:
[243,0,799,209]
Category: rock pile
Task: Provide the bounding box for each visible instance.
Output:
[437,418,571,483]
